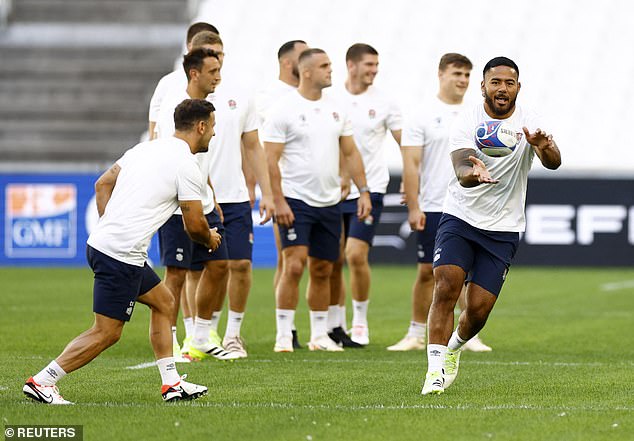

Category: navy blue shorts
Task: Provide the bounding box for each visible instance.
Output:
[341,193,384,246]
[432,213,520,296]
[417,211,443,263]
[219,201,253,261]
[278,198,342,262]
[158,211,228,271]
[87,245,161,322]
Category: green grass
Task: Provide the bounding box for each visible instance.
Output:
[0,266,633,440]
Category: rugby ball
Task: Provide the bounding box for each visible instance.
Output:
[474,121,518,157]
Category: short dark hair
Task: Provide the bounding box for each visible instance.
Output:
[439,53,472,71]
[182,48,219,81]
[186,22,220,44]
[277,40,307,60]
[483,56,519,78]
[346,43,378,62]
[174,99,215,131]
[298,48,326,65]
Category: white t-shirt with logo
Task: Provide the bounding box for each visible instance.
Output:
[87,137,203,266]
[202,83,259,204]
[155,88,215,214]
[444,103,543,232]
[261,90,353,207]
[255,79,297,126]
[334,86,401,199]
[401,97,466,212]
[148,69,187,124]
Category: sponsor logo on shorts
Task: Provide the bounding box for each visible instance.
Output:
[125,301,135,316]
[249,233,254,244]
[287,228,297,241]
[502,267,509,281]
[433,247,442,262]
[364,215,374,226]
[175,247,184,262]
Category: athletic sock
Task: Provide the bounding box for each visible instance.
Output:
[276,309,295,340]
[183,317,194,340]
[309,310,329,341]
[225,310,244,338]
[193,317,212,345]
[448,328,468,351]
[327,305,340,332]
[339,305,347,332]
[171,326,179,348]
[407,321,426,339]
[427,344,447,373]
[33,360,67,386]
[156,357,180,386]
[352,299,369,327]
[210,311,222,332]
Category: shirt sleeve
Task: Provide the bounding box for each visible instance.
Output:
[401,110,424,147]
[448,108,475,153]
[341,111,354,137]
[241,96,260,134]
[385,99,403,131]
[148,76,168,123]
[176,159,204,202]
[260,104,288,143]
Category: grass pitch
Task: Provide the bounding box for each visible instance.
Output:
[0,266,632,440]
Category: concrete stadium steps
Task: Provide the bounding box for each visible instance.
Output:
[11,0,188,24]
[0,45,180,162]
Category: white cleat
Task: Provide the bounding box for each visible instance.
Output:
[350,324,370,346]
[462,335,492,352]
[222,336,248,358]
[23,377,73,405]
[162,375,207,402]
[173,341,191,363]
[387,335,426,351]
[188,340,242,361]
[421,371,445,395]
[274,335,294,353]
[443,348,462,389]
[308,335,344,352]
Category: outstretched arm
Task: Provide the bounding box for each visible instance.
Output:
[523,127,561,170]
[451,148,499,188]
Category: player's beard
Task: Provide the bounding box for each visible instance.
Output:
[485,92,516,117]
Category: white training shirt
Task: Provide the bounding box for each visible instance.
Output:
[155,87,215,214]
[261,90,353,207]
[148,69,187,125]
[255,79,297,125]
[401,97,466,212]
[203,83,259,204]
[444,103,543,232]
[87,137,203,266]
[334,86,401,199]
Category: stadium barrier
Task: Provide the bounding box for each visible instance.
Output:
[0,173,632,267]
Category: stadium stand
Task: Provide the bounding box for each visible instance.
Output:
[0,0,188,166]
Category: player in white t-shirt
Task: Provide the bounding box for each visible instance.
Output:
[262,48,372,352]
[255,39,309,349]
[390,54,492,353]
[421,57,561,395]
[23,99,221,404]
[148,22,219,140]
[327,43,402,347]
[185,34,275,359]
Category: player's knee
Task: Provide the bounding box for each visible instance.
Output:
[206,260,229,277]
[165,266,187,284]
[433,273,463,301]
[309,260,333,280]
[94,325,122,348]
[284,258,305,281]
[416,265,434,284]
[229,259,251,275]
[345,247,368,268]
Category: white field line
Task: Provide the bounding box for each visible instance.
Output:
[600,280,634,291]
[75,401,634,412]
[124,359,634,370]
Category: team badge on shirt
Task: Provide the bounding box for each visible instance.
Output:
[368,109,376,119]
[332,112,340,122]
[228,99,237,110]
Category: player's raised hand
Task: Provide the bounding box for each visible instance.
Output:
[408,209,426,231]
[523,127,554,150]
[207,227,222,252]
[469,155,499,184]
[258,194,275,225]
[274,198,295,228]
[356,192,372,221]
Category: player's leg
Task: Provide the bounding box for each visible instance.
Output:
[180,269,202,356]
[275,244,308,351]
[222,202,254,357]
[458,287,492,352]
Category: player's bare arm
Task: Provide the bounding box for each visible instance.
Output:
[207,177,223,223]
[340,135,371,220]
[94,163,121,217]
[148,121,157,141]
[451,148,499,187]
[339,149,351,201]
[522,127,561,170]
[264,141,294,227]
[400,145,426,231]
[180,200,221,251]
[242,130,276,224]
[240,141,257,208]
